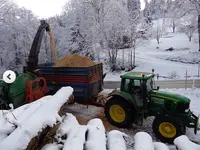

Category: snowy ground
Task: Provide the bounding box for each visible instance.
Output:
[64,88,200,150]
[0,87,200,149]
[105,33,199,81]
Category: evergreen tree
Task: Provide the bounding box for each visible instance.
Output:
[68,17,85,54]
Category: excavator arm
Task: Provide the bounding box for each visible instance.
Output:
[27,20,50,73]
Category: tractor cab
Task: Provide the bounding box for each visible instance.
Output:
[120,71,155,107]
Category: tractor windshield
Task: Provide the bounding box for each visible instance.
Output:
[146,79,153,91]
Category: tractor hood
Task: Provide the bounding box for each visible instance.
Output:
[150,90,190,103]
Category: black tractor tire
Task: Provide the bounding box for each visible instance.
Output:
[105,97,134,128]
[152,116,186,144]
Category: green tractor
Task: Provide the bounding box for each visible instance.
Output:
[105,70,199,143]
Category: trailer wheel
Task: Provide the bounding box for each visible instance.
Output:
[105,97,134,128]
[152,116,185,144]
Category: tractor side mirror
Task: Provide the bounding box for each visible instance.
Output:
[157,86,160,90]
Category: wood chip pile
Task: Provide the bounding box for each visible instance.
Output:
[54,54,96,67]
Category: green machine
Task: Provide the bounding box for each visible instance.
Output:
[0,73,37,109]
[105,70,199,143]
[0,20,50,109]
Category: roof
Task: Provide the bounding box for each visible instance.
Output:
[120,72,155,80]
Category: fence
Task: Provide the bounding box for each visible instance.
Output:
[103,79,200,89]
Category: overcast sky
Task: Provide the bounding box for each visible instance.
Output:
[14,0,145,19]
[14,0,67,18]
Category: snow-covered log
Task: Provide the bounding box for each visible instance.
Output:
[85,118,107,150]
[107,130,128,150]
[153,142,169,150]
[0,86,73,150]
[0,95,52,137]
[56,113,79,137]
[41,143,63,150]
[134,132,154,150]
[87,118,106,132]
[174,135,200,150]
[62,125,87,150]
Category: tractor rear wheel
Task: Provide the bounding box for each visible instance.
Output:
[152,116,185,144]
[105,97,134,128]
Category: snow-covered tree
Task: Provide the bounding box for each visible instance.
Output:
[127,0,141,22]
[188,0,200,51]
[0,1,38,71]
[68,17,85,54]
[153,20,162,44]
[179,15,197,41]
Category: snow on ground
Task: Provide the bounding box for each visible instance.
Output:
[153,33,199,64]
[0,87,73,150]
[104,33,199,81]
[0,87,200,149]
[63,88,200,150]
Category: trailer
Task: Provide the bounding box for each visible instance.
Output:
[38,63,106,106]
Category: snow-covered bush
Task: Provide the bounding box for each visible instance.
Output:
[168,71,180,79]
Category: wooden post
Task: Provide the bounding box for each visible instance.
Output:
[198,62,200,78]
[185,70,187,89]
[192,79,195,88]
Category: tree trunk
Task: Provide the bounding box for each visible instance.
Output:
[130,49,133,68]
[198,14,200,51]
[133,47,136,68]
[172,18,176,33]
[156,27,160,44]
[189,34,192,42]
[122,49,124,67]
[109,49,117,72]
[172,27,175,33]
[162,13,166,35]
[156,36,160,44]
[0,57,3,66]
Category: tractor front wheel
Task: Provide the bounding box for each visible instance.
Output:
[152,116,185,144]
[105,97,134,128]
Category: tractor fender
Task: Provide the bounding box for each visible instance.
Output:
[107,91,136,110]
